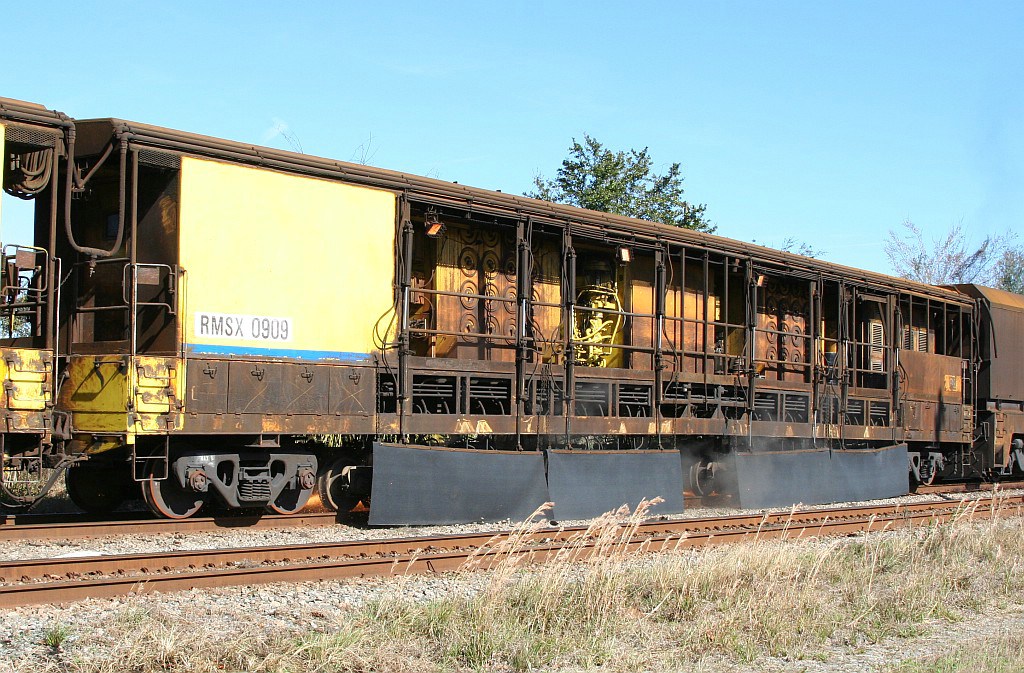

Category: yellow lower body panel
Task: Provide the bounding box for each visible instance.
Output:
[59,355,183,453]
[0,347,53,433]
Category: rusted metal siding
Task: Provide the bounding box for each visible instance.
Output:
[898,349,971,443]
[179,360,376,435]
[434,224,517,361]
[756,277,809,382]
[898,350,965,401]
[963,286,1024,404]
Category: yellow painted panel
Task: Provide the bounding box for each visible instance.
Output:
[179,157,396,360]
[58,356,129,433]
[1,348,50,383]
[133,356,180,414]
[132,355,184,433]
[0,348,52,411]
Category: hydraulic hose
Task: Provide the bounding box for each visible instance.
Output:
[62,128,125,259]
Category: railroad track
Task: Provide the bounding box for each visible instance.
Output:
[0,496,706,542]
[2,482,1019,544]
[2,495,1021,608]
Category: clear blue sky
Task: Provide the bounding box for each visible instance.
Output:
[3,1,1021,275]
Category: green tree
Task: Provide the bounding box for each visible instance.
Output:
[528,134,713,232]
[884,219,1023,292]
[994,246,1024,294]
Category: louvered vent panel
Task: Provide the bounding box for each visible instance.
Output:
[870,320,885,371]
[902,326,929,352]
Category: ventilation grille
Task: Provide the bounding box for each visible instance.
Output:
[783,395,809,423]
[619,384,652,417]
[869,319,885,371]
[845,398,866,425]
[869,400,890,426]
[138,149,180,169]
[574,381,610,416]
[575,382,610,404]
[468,377,512,415]
[412,375,457,414]
[753,392,779,413]
[5,126,57,148]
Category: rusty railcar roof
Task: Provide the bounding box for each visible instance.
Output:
[71,116,972,305]
[951,284,1024,312]
[0,97,71,128]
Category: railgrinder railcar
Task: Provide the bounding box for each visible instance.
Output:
[2,97,1022,523]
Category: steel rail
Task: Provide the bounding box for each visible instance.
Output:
[2,495,1020,608]
[0,511,342,543]
[5,503,920,581]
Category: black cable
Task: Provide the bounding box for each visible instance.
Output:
[3,148,53,199]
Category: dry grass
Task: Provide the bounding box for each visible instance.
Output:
[2,467,67,512]
[887,633,1024,672]
[1,468,76,514]
[15,498,1024,672]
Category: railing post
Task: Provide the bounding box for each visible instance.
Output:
[514,217,533,451]
[563,224,575,446]
[397,198,414,441]
[654,247,666,444]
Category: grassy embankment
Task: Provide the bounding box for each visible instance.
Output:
[15,498,1024,672]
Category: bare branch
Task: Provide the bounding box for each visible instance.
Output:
[884,219,1015,286]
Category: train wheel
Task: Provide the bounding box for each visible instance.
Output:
[141,467,207,519]
[689,459,715,497]
[265,462,316,515]
[266,474,315,515]
[266,489,312,515]
[316,460,362,514]
[65,462,132,514]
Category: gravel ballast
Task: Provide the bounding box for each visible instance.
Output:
[2,489,1023,672]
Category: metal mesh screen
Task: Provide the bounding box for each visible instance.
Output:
[5,126,57,148]
[138,149,181,169]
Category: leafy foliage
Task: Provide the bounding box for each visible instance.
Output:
[993,246,1024,294]
[528,134,713,232]
[0,288,32,339]
[884,219,1023,291]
